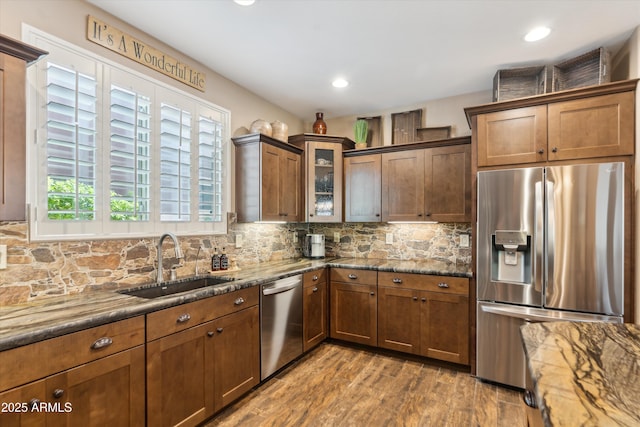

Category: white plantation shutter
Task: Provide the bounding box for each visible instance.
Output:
[27,27,230,240]
[45,63,98,220]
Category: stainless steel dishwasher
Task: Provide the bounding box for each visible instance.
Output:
[260,274,303,380]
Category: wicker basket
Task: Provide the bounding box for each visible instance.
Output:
[552,47,610,91]
[493,66,548,102]
[416,126,451,141]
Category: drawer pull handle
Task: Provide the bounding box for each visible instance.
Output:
[312,275,319,281]
[234,297,245,305]
[52,389,64,399]
[437,282,449,288]
[177,313,191,323]
[312,287,318,292]
[217,327,224,333]
[348,274,358,280]
[90,337,113,350]
[207,331,214,337]
[392,278,402,284]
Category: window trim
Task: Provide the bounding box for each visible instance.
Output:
[24,25,231,241]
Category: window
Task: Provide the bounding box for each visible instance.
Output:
[26,28,230,241]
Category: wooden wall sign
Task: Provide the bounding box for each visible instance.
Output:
[86,15,206,92]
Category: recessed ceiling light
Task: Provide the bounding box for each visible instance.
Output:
[332,78,349,88]
[524,26,551,42]
[234,0,255,6]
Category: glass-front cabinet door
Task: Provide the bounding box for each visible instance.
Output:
[307,141,343,222]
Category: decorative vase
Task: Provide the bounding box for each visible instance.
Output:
[355,142,367,149]
[249,119,272,137]
[312,112,327,134]
[271,120,288,142]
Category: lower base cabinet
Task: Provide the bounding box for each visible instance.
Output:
[378,272,469,365]
[146,288,260,427]
[303,269,328,352]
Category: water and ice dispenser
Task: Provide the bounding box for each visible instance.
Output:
[491,231,531,284]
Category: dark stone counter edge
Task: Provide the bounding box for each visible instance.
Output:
[0,259,472,351]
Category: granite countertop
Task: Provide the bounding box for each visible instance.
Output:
[0,257,471,352]
[521,321,640,427]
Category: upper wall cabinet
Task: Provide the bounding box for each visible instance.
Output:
[289,134,354,223]
[465,80,637,168]
[233,133,303,222]
[0,35,47,220]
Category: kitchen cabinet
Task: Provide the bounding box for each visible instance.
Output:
[0,316,146,426]
[378,272,469,364]
[303,268,328,352]
[344,153,382,222]
[380,140,471,222]
[233,133,303,222]
[467,80,636,167]
[146,287,259,426]
[289,134,355,222]
[329,268,377,346]
[0,35,46,220]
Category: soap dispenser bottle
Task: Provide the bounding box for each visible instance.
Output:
[211,247,221,271]
[220,247,229,270]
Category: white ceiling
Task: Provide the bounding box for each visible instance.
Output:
[87,0,640,120]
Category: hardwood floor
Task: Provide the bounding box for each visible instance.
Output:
[204,342,526,427]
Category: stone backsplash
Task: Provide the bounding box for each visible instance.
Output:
[0,221,470,305]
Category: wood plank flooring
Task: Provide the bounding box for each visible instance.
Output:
[204,342,526,427]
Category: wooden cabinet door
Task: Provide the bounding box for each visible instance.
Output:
[381,149,425,221]
[424,144,471,222]
[329,281,377,346]
[378,286,420,354]
[420,292,469,364]
[280,149,302,221]
[146,323,214,427]
[0,379,47,427]
[261,143,284,221]
[476,105,547,166]
[211,306,260,412]
[547,91,635,161]
[303,270,327,352]
[306,141,343,222]
[45,346,146,427]
[0,52,27,220]
[344,154,382,222]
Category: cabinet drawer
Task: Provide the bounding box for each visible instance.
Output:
[0,316,144,392]
[146,287,259,341]
[330,268,377,285]
[304,268,327,288]
[378,272,469,295]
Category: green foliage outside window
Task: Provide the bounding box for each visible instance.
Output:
[47,178,138,221]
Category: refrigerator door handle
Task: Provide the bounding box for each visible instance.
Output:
[534,180,544,294]
[545,179,555,303]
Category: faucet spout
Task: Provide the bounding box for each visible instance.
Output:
[157,232,183,284]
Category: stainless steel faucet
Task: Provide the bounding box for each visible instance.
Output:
[156,232,184,284]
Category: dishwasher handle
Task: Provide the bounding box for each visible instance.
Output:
[262,277,301,296]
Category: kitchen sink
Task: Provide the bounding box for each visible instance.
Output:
[118,276,234,299]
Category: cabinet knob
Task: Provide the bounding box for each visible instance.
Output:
[234,297,245,305]
[176,313,191,323]
[375,214,380,217]
[207,331,215,337]
[348,274,358,280]
[28,399,41,411]
[90,336,113,350]
[421,297,426,302]
[217,327,224,333]
[537,148,545,154]
[417,213,423,217]
[413,296,418,301]
[437,282,449,288]
[392,278,402,284]
[425,213,431,217]
[310,213,314,217]
[312,275,318,281]
[552,147,558,153]
[52,389,64,399]
[312,287,318,292]
[279,213,288,217]
[370,292,375,296]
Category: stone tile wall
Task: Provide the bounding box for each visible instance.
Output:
[0,221,470,305]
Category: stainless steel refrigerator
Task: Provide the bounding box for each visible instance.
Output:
[476,162,624,389]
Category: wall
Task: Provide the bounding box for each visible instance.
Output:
[316,90,491,145]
